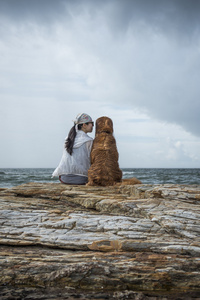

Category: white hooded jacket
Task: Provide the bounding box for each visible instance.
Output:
[52,130,93,177]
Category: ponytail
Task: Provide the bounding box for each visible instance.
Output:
[65,124,83,155]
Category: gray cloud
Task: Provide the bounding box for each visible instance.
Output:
[0,0,200,168]
[108,0,200,36]
[0,0,67,21]
[1,0,200,42]
[1,0,200,137]
[1,0,200,31]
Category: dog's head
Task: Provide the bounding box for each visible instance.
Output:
[95,116,113,134]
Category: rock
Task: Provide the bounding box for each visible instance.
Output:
[0,182,200,299]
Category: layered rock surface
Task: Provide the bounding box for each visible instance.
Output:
[0,182,200,299]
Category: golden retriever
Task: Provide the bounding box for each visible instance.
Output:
[87,116,141,186]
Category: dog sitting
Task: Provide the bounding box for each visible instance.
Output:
[87,116,122,186]
[87,116,142,186]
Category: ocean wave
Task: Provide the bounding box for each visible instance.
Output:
[0,168,199,188]
[122,171,135,175]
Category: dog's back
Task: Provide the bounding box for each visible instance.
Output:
[87,117,122,186]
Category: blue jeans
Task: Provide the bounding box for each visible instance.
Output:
[59,174,88,185]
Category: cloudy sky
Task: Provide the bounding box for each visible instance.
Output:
[0,0,200,168]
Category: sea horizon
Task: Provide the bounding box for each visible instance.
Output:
[0,167,199,189]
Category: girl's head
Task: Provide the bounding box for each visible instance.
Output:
[65,113,94,155]
[75,113,93,125]
[74,113,94,133]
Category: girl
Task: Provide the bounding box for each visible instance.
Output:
[52,113,94,185]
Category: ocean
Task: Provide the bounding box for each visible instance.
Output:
[0,168,199,189]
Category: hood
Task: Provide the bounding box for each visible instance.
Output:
[72,130,93,149]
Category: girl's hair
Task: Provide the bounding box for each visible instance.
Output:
[65,123,83,155]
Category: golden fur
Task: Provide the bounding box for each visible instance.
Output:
[87,116,122,186]
[87,116,142,186]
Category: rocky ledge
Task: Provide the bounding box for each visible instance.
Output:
[0,182,200,299]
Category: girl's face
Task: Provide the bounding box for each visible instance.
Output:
[82,122,94,133]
